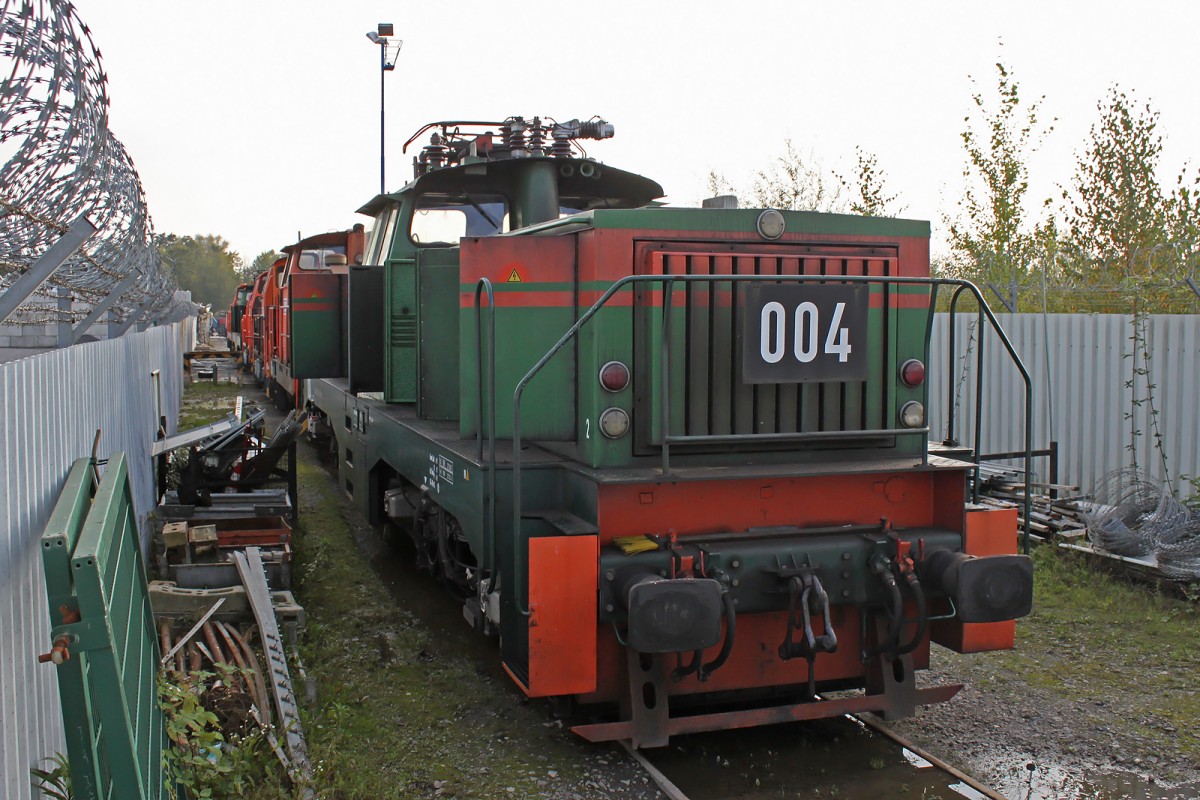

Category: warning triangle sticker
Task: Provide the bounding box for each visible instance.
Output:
[506,268,523,283]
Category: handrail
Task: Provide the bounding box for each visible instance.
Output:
[508,274,1035,614]
[943,285,988,502]
[473,278,497,589]
[942,286,1032,543]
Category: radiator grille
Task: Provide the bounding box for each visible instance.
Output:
[390,313,417,347]
[635,244,898,446]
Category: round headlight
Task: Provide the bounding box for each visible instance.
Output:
[756,209,786,240]
[900,358,926,388]
[899,401,925,429]
[598,407,630,439]
[598,361,630,392]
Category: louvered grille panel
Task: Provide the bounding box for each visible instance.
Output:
[390,313,417,347]
[636,245,897,446]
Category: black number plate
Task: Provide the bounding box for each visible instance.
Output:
[741,283,869,383]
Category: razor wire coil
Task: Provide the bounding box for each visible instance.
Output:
[0,0,184,326]
[1084,468,1200,579]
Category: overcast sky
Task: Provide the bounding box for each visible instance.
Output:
[73,1,1200,266]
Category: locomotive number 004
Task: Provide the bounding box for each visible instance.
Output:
[742,283,869,383]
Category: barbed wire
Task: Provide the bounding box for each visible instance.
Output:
[0,0,187,328]
[939,241,1200,314]
[1083,468,1200,580]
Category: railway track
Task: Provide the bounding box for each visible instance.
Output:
[266,384,1004,800]
[629,711,1003,800]
[230,382,1193,800]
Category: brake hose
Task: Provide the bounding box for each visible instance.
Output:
[698,590,737,682]
[895,571,928,656]
[863,567,904,660]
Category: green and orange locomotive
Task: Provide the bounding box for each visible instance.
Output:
[290,116,1032,746]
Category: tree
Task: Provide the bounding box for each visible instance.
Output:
[157,234,242,307]
[706,140,844,212]
[942,59,1052,303]
[749,139,844,212]
[242,249,283,283]
[1062,87,1198,279]
[837,147,905,217]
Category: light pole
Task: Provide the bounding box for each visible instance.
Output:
[366,23,400,195]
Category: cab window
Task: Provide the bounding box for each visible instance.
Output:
[296,245,347,270]
[365,206,398,264]
[410,193,508,246]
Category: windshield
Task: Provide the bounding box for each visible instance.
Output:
[296,245,346,270]
[365,206,397,265]
[410,193,508,246]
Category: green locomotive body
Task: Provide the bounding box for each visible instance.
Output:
[303,117,1032,745]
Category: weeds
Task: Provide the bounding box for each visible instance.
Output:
[993,544,1200,757]
[159,668,290,800]
[30,752,71,800]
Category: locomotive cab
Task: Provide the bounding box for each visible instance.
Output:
[306,115,1035,747]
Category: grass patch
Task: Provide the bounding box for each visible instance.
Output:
[178,382,247,430]
[291,456,600,798]
[987,545,1200,757]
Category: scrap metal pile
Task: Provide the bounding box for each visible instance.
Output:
[980,463,1200,583]
[1082,468,1200,581]
[152,406,313,788]
[174,408,301,507]
[154,548,312,787]
[0,0,186,324]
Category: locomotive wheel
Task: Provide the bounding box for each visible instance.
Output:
[437,516,478,600]
[409,504,478,600]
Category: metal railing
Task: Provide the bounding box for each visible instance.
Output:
[475,274,1033,611]
[474,278,498,591]
[39,453,166,800]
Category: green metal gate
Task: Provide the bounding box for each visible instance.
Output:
[40,453,166,800]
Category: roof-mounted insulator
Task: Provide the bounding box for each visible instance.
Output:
[550,127,572,158]
[419,133,450,171]
[528,116,545,157]
[505,116,529,158]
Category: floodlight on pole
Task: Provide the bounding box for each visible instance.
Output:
[365,23,402,195]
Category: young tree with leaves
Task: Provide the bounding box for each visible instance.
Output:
[1062,87,1200,281]
[706,141,845,213]
[943,60,1052,306]
[749,139,844,212]
[837,147,905,217]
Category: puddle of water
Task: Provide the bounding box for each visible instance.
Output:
[986,753,1200,800]
[649,716,973,799]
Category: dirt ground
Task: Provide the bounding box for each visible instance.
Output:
[889,561,1200,800]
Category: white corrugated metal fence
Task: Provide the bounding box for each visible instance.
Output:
[929,313,1198,500]
[0,322,189,800]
